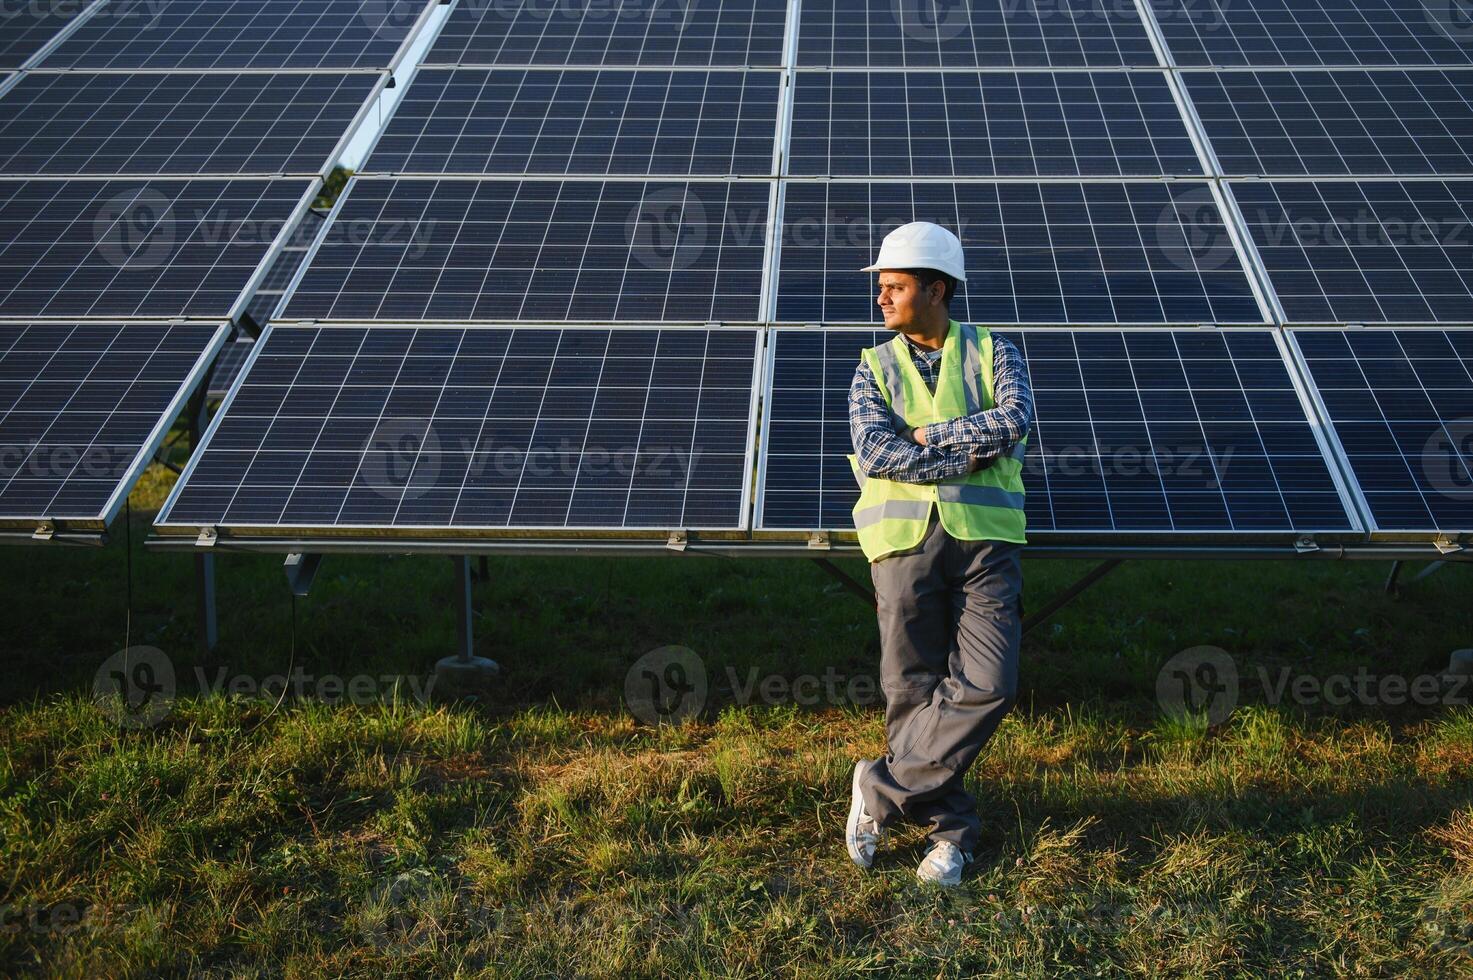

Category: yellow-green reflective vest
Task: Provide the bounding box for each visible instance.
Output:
[846,320,1027,563]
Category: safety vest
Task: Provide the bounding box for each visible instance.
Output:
[846,320,1027,562]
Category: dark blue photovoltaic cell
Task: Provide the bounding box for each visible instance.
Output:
[365,68,779,176]
[798,0,1158,67]
[0,321,225,527]
[38,0,431,70]
[1292,328,1473,532]
[1184,69,1473,176]
[282,178,770,323]
[0,177,313,319]
[157,325,758,532]
[776,182,1264,324]
[1232,179,1473,323]
[424,0,787,67]
[0,1,95,69]
[1150,0,1473,67]
[0,71,380,176]
[758,327,1357,534]
[788,71,1202,177]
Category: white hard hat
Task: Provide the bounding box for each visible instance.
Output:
[861,221,967,282]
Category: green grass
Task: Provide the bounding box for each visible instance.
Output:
[1,459,1471,976]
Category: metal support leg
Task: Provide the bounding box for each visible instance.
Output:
[195,553,217,654]
[434,556,499,698]
[811,557,877,608]
[1385,560,1404,596]
[1022,559,1124,637]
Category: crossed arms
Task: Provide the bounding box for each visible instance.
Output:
[848,334,1034,484]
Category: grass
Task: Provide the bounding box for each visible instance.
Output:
[1,455,1471,976]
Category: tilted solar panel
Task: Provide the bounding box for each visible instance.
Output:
[37,0,433,70]
[0,71,383,176]
[0,320,227,531]
[281,177,771,323]
[775,181,1266,324]
[1183,69,1473,177]
[1231,179,1473,323]
[155,324,760,535]
[1149,0,1473,68]
[424,0,787,67]
[365,68,780,177]
[1290,327,1473,535]
[788,70,1202,178]
[757,326,1360,537]
[206,338,255,399]
[0,177,316,319]
[798,0,1159,68]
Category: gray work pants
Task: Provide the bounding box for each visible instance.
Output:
[860,510,1023,855]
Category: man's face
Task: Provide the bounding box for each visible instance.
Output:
[876,271,933,330]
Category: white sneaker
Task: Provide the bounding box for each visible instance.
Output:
[845,760,886,868]
[916,840,971,887]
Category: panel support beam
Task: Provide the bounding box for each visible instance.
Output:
[195,554,217,654]
[1022,559,1125,637]
[433,556,500,699]
[811,557,875,609]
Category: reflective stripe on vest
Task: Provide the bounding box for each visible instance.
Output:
[853,497,932,529]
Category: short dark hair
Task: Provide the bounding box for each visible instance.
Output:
[901,268,958,307]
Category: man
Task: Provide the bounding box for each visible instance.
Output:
[843,221,1033,887]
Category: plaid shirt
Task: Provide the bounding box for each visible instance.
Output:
[849,329,1033,484]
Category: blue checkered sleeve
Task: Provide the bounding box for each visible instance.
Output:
[848,333,1032,485]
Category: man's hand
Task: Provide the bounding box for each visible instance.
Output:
[903,424,929,446]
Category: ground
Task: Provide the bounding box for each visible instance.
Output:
[1,457,1471,977]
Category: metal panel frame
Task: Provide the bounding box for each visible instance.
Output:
[1285,325,1473,541]
[0,69,391,180]
[751,323,1367,542]
[152,321,767,540]
[8,0,107,71]
[0,318,230,537]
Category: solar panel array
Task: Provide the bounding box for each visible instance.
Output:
[758,327,1358,535]
[151,0,1473,546]
[0,0,429,537]
[0,71,384,176]
[0,320,228,530]
[157,325,759,533]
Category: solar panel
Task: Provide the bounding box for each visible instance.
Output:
[1290,328,1473,535]
[424,0,787,67]
[797,0,1159,68]
[0,71,383,176]
[756,326,1359,536]
[281,177,771,323]
[38,0,432,70]
[775,181,1265,324]
[155,324,760,535]
[788,70,1202,178]
[0,0,96,69]
[0,177,315,319]
[207,338,255,399]
[364,67,780,176]
[0,320,227,531]
[1149,0,1473,68]
[1183,69,1473,176]
[1231,179,1473,323]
